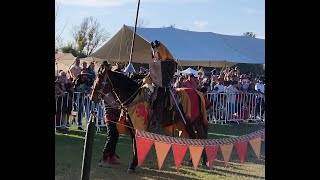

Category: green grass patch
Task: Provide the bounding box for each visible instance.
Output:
[56,123,265,180]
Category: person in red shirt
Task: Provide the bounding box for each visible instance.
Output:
[183,74,198,90]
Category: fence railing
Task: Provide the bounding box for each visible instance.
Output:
[206,92,265,124]
[55,92,265,131]
[55,92,107,132]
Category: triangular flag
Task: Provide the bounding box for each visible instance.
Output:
[136,137,154,166]
[189,146,204,170]
[234,141,248,164]
[261,133,265,141]
[220,144,234,166]
[154,141,172,170]
[249,137,261,160]
[204,146,219,170]
[172,144,188,171]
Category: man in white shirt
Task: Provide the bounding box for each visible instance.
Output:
[226,81,241,120]
[254,78,265,119]
[69,57,82,81]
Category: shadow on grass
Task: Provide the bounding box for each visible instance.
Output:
[214,167,265,179]
[137,167,199,180]
[56,129,86,137]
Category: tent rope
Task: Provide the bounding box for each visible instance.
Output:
[118,27,124,60]
[105,35,118,60]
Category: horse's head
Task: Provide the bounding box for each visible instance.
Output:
[90,61,140,104]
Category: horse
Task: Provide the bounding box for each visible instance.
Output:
[90,64,209,173]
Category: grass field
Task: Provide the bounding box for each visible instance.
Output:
[55,123,265,180]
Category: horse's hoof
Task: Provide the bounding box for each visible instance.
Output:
[201,164,209,169]
[127,168,135,174]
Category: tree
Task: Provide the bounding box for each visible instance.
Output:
[137,18,149,28]
[61,43,79,57]
[243,32,256,38]
[72,17,109,56]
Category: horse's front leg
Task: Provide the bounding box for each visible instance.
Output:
[193,120,208,167]
[127,116,138,173]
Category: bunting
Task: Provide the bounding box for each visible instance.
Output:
[135,129,264,171]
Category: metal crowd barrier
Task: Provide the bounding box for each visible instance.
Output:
[206,92,265,124]
[55,92,107,132]
[55,92,265,132]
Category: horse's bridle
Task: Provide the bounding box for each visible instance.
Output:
[97,68,146,111]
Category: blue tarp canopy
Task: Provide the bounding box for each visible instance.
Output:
[91,25,264,67]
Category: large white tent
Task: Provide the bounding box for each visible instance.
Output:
[180,67,198,75]
[90,25,265,67]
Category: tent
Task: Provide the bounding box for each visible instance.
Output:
[90,25,265,67]
[55,53,75,76]
[180,67,198,75]
[55,53,101,75]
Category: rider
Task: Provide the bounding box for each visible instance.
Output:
[99,61,122,167]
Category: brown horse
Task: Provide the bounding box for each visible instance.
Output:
[90,64,209,173]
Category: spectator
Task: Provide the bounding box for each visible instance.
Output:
[247,83,257,93]
[226,80,241,119]
[255,78,265,119]
[213,78,225,93]
[174,76,184,88]
[87,62,96,87]
[69,57,82,82]
[55,74,73,130]
[183,74,198,90]
[59,71,74,127]
[81,61,88,71]
[74,70,91,130]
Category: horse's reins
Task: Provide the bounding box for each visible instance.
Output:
[98,69,149,109]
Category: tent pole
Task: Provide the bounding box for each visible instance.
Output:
[128,0,141,64]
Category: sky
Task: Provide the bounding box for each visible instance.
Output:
[55,0,265,47]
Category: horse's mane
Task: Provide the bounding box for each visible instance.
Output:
[107,70,140,102]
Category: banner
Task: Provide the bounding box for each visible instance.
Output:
[204,146,219,170]
[135,129,264,171]
[234,141,248,164]
[220,144,234,166]
[249,137,261,159]
[154,141,172,170]
[189,146,204,170]
[136,137,154,166]
[172,144,189,171]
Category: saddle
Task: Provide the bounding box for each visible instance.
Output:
[148,87,176,130]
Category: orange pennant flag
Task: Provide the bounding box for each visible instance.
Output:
[220,144,234,166]
[154,141,172,170]
[249,137,261,160]
[189,146,204,170]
